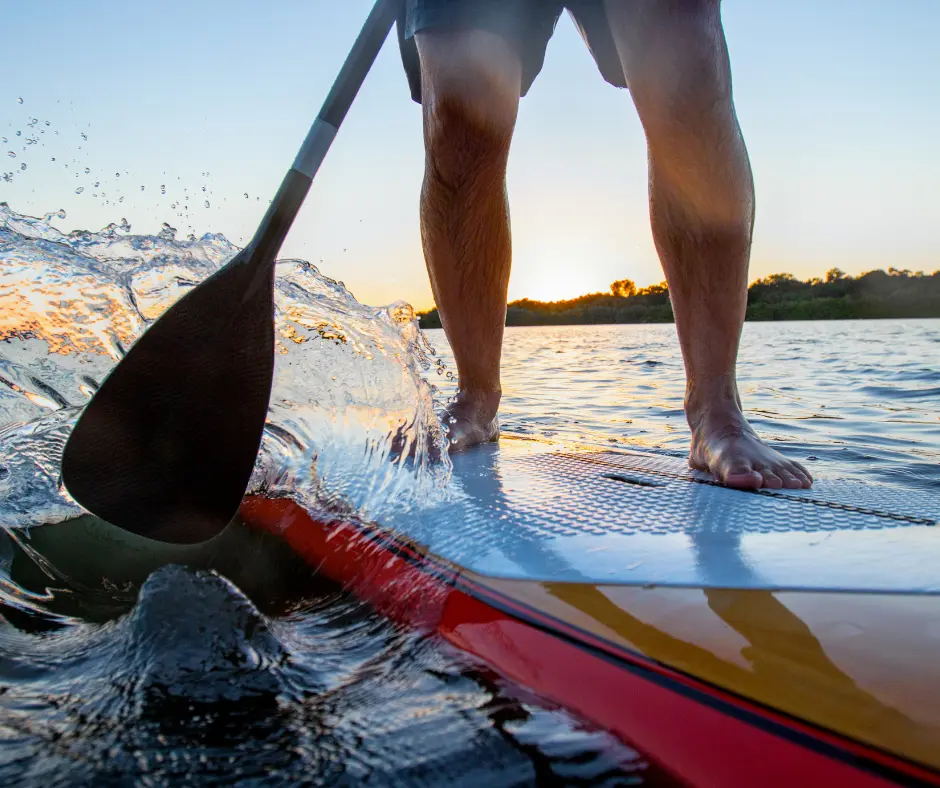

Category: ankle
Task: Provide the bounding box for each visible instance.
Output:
[685,375,741,428]
[452,387,501,417]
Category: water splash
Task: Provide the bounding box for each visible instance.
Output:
[0,202,452,540]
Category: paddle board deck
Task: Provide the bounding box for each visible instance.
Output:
[241,437,940,787]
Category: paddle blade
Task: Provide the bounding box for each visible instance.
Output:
[62,249,276,544]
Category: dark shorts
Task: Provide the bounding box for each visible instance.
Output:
[397,0,627,103]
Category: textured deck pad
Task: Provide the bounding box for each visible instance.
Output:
[381,441,940,592]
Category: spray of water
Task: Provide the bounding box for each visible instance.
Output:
[0,202,452,536]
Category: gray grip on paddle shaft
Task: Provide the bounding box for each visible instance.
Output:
[293,118,339,180]
[292,0,397,179]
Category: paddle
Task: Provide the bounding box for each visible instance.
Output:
[62,0,399,545]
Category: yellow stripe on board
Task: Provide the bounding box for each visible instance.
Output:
[466,573,940,771]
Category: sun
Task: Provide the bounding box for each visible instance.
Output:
[509,256,600,303]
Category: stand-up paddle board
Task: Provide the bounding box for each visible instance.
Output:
[241,437,940,788]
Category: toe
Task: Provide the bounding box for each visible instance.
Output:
[777,468,804,490]
[759,469,783,489]
[720,466,764,490]
[789,461,813,488]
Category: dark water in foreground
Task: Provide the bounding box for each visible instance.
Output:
[0,558,658,786]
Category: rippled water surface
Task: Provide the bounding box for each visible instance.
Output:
[426,319,940,492]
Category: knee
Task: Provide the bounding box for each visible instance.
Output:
[424,93,514,185]
[417,30,520,182]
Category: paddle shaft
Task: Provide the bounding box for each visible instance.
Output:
[246,0,398,283]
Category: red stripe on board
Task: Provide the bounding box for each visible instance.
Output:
[239,497,449,629]
[453,572,940,785]
[240,496,939,788]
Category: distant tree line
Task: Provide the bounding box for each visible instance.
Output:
[416,268,940,328]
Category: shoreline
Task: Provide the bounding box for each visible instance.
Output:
[419,313,940,329]
[418,269,940,329]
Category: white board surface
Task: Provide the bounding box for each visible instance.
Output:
[377,438,940,593]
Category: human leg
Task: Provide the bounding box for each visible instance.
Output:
[414,29,522,450]
[604,0,811,489]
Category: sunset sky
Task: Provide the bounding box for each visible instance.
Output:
[1,0,938,309]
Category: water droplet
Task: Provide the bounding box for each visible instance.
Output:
[50,157,55,162]
[6,152,14,158]
[81,133,87,141]
[115,172,120,177]
[118,196,124,203]
[75,186,84,194]
[0,137,5,144]
[119,217,131,232]
[170,203,177,209]
[448,416,457,424]
[19,163,26,171]
[94,181,99,188]
[202,185,206,192]
[244,193,248,199]
[44,121,50,127]
[16,97,23,104]
[159,221,177,240]
[84,167,90,174]
[204,200,210,208]
[160,184,166,195]
[56,209,66,219]
[140,185,145,191]
[15,131,21,137]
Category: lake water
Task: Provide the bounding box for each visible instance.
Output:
[1,206,937,784]
[425,320,940,492]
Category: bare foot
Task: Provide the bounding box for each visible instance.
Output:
[444,391,500,452]
[688,399,813,491]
